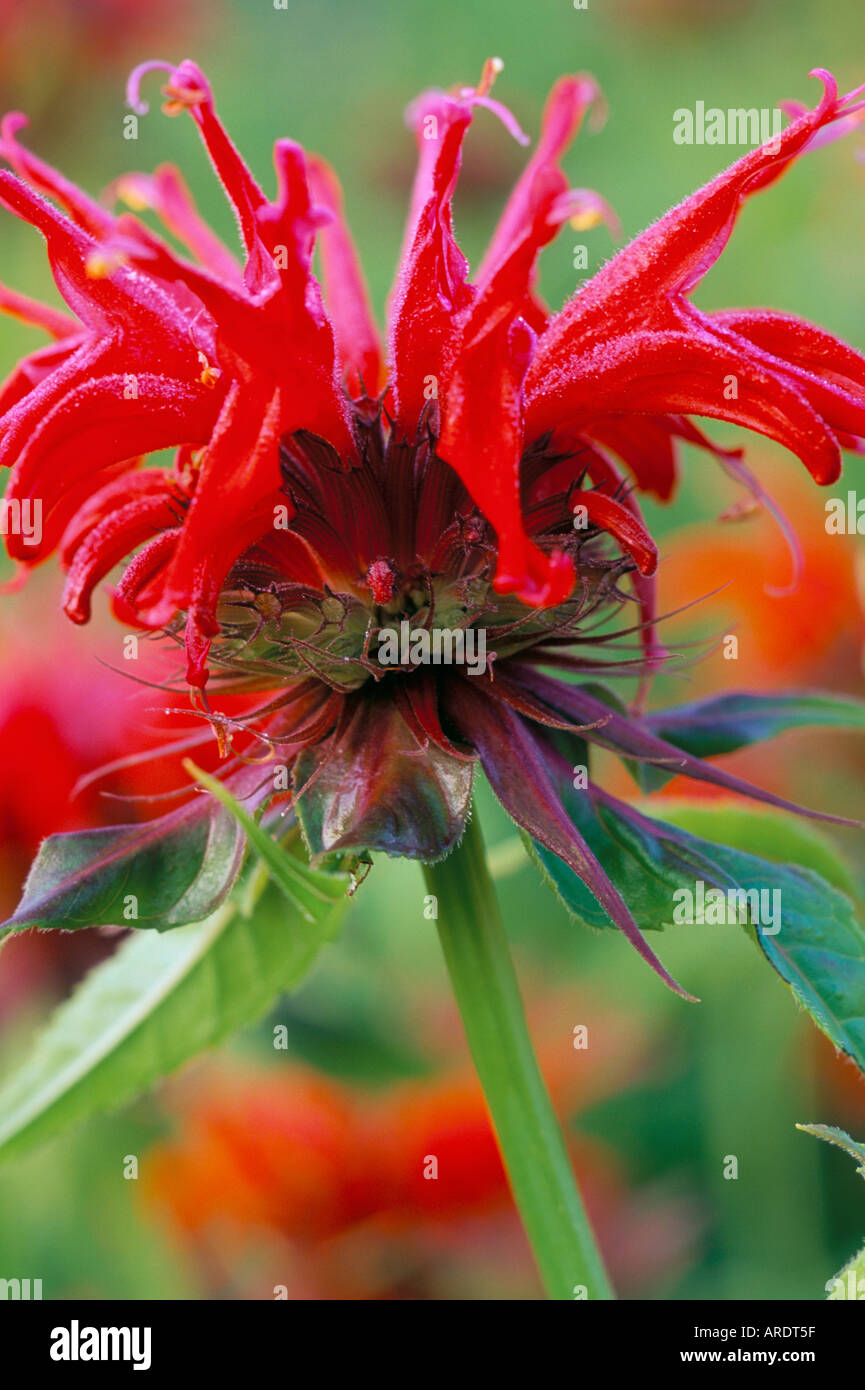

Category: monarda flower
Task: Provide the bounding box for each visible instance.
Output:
[2,58,865,999]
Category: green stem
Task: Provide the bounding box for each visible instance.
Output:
[424,810,614,1301]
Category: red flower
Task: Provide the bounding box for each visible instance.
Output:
[0,628,159,1015]
[2,60,864,991]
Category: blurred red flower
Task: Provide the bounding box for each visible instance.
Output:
[142,997,698,1298]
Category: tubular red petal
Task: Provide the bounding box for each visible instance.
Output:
[437,154,596,609]
[107,186,355,460]
[261,141,329,277]
[531,70,859,384]
[478,74,602,287]
[584,417,679,501]
[128,59,268,283]
[681,305,865,448]
[59,469,186,564]
[712,309,865,392]
[0,170,204,359]
[182,608,215,688]
[5,461,131,567]
[0,337,84,415]
[155,383,290,668]
[0,280,79,339]
[466,167,583,344]
[576,489,658,576]
[111,529,179,625]
[527,329,842,485]
[581,451,664,695]
[0,113,114,238]
[3,369,216,533]
[108,166,242,283]
[389,96,474,429]
[62,495,185,623]
[307,155,384,398]
[0,338,111,473]
[438,307,574,608]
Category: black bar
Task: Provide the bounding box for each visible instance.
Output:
[3,1298,863,1375]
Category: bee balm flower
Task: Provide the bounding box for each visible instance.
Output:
[2,60,864,991]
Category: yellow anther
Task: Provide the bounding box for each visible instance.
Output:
[116,180,151,212]
[197,350,221,389]
[477,57,504,98]
[569,208,604,232]
[85,249,125,278]
[161,81,207,117]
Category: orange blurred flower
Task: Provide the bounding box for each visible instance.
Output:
[142,997,699,1299]
[658,456,864,688]
[621,456,865,809]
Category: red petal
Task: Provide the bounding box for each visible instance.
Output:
[3,365,216,555]
[477,74,608,329]
[530,72,863,380]
[153,382,290,679]
[527,329,842,485]
[0,112,114,238]
[575,489,658,576]
[128,60,271,289]
[111,529,179,625]
[307,155,384,399]
[0,171,205,363]
[0,278,79,339]
[62,494,184,623]
[107,165,242,283]
[584,417,679,501]
[712,309,865,393]
[59,469,185,564]
[438,310,574,606]
[389,93,474,429]
[0,336,84,415]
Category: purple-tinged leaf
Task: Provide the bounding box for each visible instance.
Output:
[444,678,695,998]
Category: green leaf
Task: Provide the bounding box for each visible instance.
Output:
[634,802,865,1074]
[825,1245,865,1301]
[796,1123,865,1180]
[531,751,865,1073]
[184,761,351,921]
[527,780,703,934]
[636,799,858,895]
[648,690,865,756]
[0,861,350,1167]
[1,795,245,936]
[797,1126,865,1300]
[526,731,743,935]
[635,690,865,792]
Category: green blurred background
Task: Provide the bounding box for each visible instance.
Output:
[0,0,864,1300]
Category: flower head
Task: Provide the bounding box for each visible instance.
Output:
[2,60,864,992]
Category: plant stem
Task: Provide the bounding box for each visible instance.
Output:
[423,810,614,1301]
